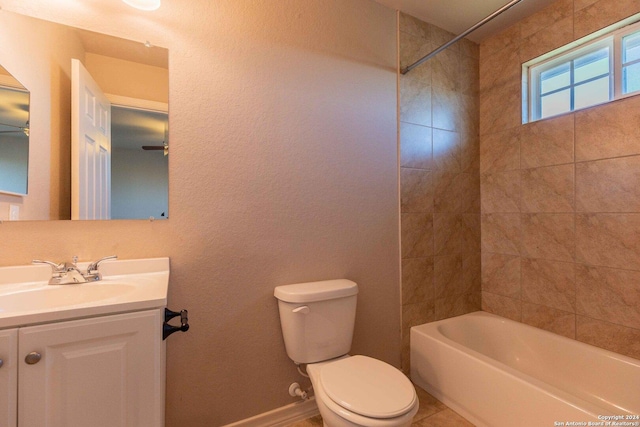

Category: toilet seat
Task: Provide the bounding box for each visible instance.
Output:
[319,355,417,419]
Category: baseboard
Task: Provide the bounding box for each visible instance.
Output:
[223,397,319,427]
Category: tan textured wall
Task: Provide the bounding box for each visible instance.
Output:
[85,53,169,104]
[0,0,399,425]
[398,13,481,371]
[0,12,83,220]
[480,0,640,360]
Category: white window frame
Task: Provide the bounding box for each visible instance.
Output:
[524,16,640,123]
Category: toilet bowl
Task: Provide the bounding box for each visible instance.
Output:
[274,280,419,427]
[307,356,419,427]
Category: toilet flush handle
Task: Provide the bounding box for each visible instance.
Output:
[292,306,310,314]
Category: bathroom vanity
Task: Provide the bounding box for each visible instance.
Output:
[0,257,171,427]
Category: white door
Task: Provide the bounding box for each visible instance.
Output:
[71,58,111,220]
[18,310,165,427]
[0,329,17,427]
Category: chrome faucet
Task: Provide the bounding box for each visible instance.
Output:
[84,255,118,281]
[32,255,117,285]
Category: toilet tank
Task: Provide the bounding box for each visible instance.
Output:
[274,279,358,364]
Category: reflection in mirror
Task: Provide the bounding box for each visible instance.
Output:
[0,11,168,220]
[112,106,168,220]
[0,65,29,196]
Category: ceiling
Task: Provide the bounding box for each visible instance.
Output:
[374,0,558,42]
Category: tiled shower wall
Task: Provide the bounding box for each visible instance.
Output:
[399,13,481,371]
[480,0,640,360]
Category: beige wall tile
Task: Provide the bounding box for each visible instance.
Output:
[402,301,436,330]
[576,213,640,270]
[521,164,574,213]
[520,114,574,168]
[574,0,640,39]
[434,172,479,213]
[400,75,432,127]
[576,316,640,360]
[482,291,522,321]
[520,16,574,63]
[435,291,481,320]
[432,85,464,132]
[481,213,521,255]
[430,24,457,53]
[521,213,575,262]
[480,128,520,173]
[460,129,480,172]
[576,264,640,329]
[434,254,464,299]
[401,168,433,213]
[522,302,576,338]
[402,257,435,306]
[477,0,640,360]
[462,214,482,253]
[575,96,640,162]
[434,213,460,256]
[432,47,460,91]
[399,12,430,39]
[481,252,521,298]
[576,156,640,212]
[401,213,434,258]
[463,252,482,291]
[480,24,521,59]
[432,129,461,173]
[521,258,576,312]
[400,122,432,170]
[574,0,600,12]
[520,0,574,39]
[400,15,480,326]
[459,38,479,60]
[460,54,480,96]
[480,81,522,135]
[400,32,432,78]
[479,43,522,93]
[481,170,521,213]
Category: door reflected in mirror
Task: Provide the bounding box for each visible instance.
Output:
[0,65,29,196]
[0,10,168,220]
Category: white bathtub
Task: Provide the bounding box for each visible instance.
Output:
[410,311,640,427]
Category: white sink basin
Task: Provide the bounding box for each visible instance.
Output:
[0,284,136,311]
[0,257,169,328]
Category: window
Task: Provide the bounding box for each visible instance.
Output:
[525,19,640,122]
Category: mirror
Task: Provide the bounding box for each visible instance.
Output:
[0,65,29,196]
[0,11,168,221]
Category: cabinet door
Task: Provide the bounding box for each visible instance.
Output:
[18,309,165,427]
[0,329,18,427]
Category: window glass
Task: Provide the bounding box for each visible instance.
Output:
[541,89,570,118]
[574,47,610,83]
[623,62,640,93]
[541,63,570,94]
[623,31,640,63]
[575,76,610,109]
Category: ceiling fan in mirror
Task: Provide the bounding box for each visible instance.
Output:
[142,141,168,156]
[0,120,29,136]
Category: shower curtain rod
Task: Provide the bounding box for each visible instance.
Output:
[401,0,524,74]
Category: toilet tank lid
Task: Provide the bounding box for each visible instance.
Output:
[274,279,358,303]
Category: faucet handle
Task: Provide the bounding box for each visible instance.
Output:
[86,255,117,273]
[32,259,63,271]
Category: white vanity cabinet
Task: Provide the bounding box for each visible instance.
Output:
[3,309,165,427]
[0,329,18,427]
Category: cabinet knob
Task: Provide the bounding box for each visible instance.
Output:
[25,352,41,365]
[0,359,3,368]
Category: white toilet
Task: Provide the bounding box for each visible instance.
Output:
[274,279,419,427]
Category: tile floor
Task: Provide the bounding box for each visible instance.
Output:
[288,385,474,427]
